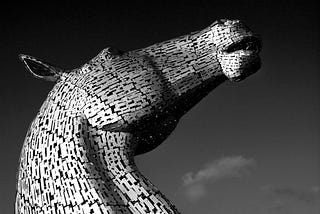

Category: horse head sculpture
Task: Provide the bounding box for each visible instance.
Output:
[16,19,261,214]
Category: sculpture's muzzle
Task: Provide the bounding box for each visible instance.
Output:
[211,19,262,81]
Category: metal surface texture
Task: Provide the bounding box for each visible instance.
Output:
[16,19,262,213]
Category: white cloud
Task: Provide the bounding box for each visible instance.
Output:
[181,156,256,201]
[182,155,256,186]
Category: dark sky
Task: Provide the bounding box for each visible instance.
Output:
[1,1,319,213]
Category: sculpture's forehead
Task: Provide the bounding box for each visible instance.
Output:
[70,53,163,97]
[77,47,121,74]
[78,52,148,78]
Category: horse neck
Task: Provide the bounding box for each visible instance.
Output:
[84,128,180,213]
[17,94,180,213]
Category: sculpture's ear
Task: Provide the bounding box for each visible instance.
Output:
[19,54,64,82]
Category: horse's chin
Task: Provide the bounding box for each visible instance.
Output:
[218,52,261,82]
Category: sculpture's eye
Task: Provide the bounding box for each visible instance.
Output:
[108,47,124,56]
[212,19,225,25]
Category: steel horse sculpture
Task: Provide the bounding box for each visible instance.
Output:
[16,19,262,213]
